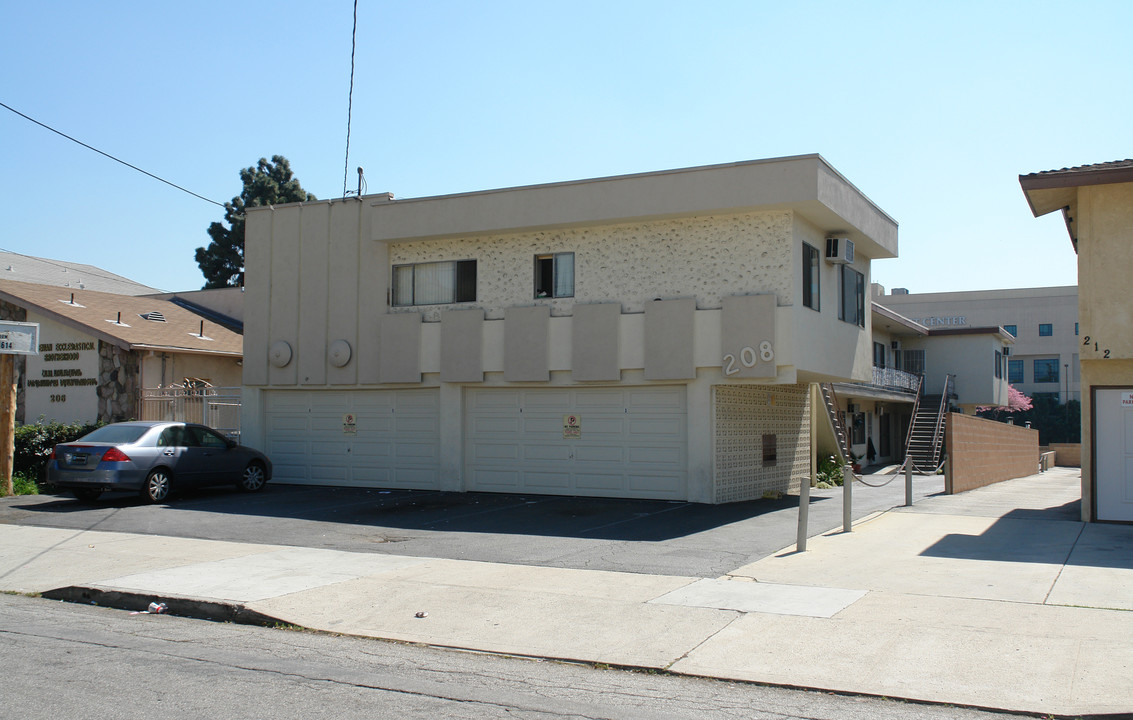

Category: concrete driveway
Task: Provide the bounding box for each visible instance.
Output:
[1,469,944,577]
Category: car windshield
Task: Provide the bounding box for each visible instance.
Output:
[75,425,152,444]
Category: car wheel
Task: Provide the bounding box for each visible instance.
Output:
[141,469,173,503]
[73,488,102,503]
[238,461,267,493]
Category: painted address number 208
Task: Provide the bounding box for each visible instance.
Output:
[722,341,774,375]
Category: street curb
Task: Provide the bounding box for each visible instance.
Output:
[41,586,285,627]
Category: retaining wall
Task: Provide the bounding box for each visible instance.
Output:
[1043,443,1082,468]
[945,413,1039,494]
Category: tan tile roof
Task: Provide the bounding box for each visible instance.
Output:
[0,279,242,356]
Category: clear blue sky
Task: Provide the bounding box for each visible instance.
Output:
[3,1,1129,294]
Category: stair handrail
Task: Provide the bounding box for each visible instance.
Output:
[899,374,924,472]
[929,374,953,468]
[820,383,851,464]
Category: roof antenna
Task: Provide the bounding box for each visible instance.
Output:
[357,166,364,198]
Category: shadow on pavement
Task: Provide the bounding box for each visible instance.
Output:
[7,485,833,542]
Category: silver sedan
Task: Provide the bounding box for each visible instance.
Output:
[47,421,272,503]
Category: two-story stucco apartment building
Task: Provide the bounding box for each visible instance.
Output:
[240,155,898,503]
[1021,159,1133,522]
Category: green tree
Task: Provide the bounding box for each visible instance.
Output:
[195,156,316,288]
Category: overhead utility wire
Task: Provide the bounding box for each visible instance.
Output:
[342,0,359,198]
[0,101,224,208]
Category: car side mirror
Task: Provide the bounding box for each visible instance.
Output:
[226,439,237,449]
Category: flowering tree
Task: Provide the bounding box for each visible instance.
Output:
[977,385,1033,415]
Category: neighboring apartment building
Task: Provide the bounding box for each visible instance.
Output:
[876,285,1079,404]
[0,279,243,425]
[1021,159,1133,523]
[240,155,898,503]
[831,299,1011,467]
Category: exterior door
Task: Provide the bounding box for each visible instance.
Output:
[1094,388,1133,522]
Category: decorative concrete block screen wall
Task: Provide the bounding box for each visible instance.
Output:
[945,413,1039,494]
[714,384,809,503]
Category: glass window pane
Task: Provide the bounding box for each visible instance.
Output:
[413,261,455,305]
[553,253,574,298]
[392,266,413,306]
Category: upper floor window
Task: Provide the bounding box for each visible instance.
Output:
[802,243,820,311]
[873,341,886,368]
[995,350,1003,379]
[392,260,477,306]
[1003,324,1017,338]
[1033,358,1059,383]
[1039,323,1053,337]
[838,265,865,328]
[534,253,574,298]
[1075,322,1079,336]
[1008,359,1024,383]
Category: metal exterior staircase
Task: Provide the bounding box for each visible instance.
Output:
[903,374,953,473]
[819,383,851,463]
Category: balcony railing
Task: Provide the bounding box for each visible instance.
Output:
[871,366,921,393]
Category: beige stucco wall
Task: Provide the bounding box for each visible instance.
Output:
[1074,182,1133,522]
[387,211,793,320]
[140,351,243,389]
[902,333,1009,409]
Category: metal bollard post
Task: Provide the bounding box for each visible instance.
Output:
[843,464,853,533]
[905,461,913,507]
[797,470,811,552]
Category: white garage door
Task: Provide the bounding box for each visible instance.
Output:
[264,390,440,489]
[1095,388,1133,522]
[465,386,687,500]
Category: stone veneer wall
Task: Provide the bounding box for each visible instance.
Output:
[0,300,28,423]
[945,412,1039,494]
[98,342,140,423]
[714,384,810,503]
[389,210,792,320]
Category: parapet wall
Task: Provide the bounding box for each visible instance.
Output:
[945,413,1039,494]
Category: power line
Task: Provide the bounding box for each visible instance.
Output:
[0,101,225,208]
[342,0,359,198]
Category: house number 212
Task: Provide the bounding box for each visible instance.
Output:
[722,341,774,375]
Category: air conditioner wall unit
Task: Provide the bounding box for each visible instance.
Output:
[846,403,857,414]
[825,236,854,264]
[891,340,899,350]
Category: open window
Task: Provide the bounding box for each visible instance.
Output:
[534,253,574,298]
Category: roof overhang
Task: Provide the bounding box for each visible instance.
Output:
[1019,162,1133,253]
[364,155,899,259]
[870,302,928,337]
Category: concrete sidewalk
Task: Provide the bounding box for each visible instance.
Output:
[2,467,1131,716]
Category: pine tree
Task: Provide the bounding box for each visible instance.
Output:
[195,156,315,288]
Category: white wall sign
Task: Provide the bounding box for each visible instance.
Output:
[563,414,581,439]
[1121,392,1133,408]
[343,413,357,434]
[23,314,99,423]
[0,321,39,355]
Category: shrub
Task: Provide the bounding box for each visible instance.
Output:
[816,455,844,487]
[14,420,102,483]
[12,471,38,495]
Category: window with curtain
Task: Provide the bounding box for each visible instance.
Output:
[391,260,476,306]
[534,252,574,298]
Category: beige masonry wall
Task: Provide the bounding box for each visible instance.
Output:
[944,412,1039,494]
[387,211,793,320]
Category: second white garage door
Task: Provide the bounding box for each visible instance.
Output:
[263,389,440,489]
[464,386,687,500]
